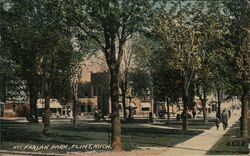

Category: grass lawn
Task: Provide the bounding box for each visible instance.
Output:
[154,119,216,130]
[207,120,250,155]
[0,119,203,154]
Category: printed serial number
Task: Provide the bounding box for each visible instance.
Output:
[226,141,246,147]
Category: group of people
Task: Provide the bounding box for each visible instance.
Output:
[176,110,196,121]
[215,108,231,130]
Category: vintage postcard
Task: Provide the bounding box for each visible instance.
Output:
[0,0,249,156]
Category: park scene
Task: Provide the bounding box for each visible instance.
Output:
[0,0,249,156]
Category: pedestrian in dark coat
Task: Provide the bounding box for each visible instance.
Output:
[215,118,220,130]
[221,110,228,130]
[228,109,231,118]
[192,110,196,119]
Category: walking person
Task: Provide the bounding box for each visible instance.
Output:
[176,113,180,121]
[149,112,153,123]
[215,118,220,130]
[228,109,231,118]
[192,109,196,119]
[221,109,228,130]
[216,110,220,119]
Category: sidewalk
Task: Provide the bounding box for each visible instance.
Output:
[159,109,241,156]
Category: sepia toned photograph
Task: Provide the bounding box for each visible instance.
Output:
[0,0,249,156]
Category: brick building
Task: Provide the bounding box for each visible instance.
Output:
[77,72,110,115]
[77,71,153,117]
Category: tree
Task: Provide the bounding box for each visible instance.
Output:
[2,0,44,123]
[3,0,78,134]
[192,1,233,123]
[155,1,234,125]
[147,33,182,123]
[157,1,201,130]
[129,35,154,100]
[119,37,137,119]
[225,0,250,138]
[0,1,18,104]
[64,0,161,150]
[129,26,184,123]
[151,55,182,124]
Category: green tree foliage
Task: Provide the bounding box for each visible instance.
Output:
[191,1,233,122]
[156,1,201,130]
[224,0,250,138]
[2,0,82,133]
[64,0,162,150]
[139,1,236,127]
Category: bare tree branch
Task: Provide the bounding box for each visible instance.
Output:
[75,21,105,50]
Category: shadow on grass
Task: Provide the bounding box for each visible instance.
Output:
[1,119,203,153]
[153,119,216,130]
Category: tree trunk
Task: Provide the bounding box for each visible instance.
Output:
[167,98,170,126]
[103,25,123,150]
[202,100,207,123]
[110,67,122,151]
[34,96,38,123]
[72,82,78,126]
[216,86,221,119]
[120,75,128,120]
[3,74,7,105]
[240,87,248,138]
[121,86,127,119]
[182,90,188,130]
[247,90,250,138]
[42,80,50,135]
[202,88,208,123]
[156,102,159,118]
[29,90,38,123]
[72,96,76,126]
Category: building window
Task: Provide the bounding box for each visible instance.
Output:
[87,105,92,112]
[141,102,150,112]
[85,92,88,97]
[141,107,150,111]
[13,104,16,112]
[81,105,85,112]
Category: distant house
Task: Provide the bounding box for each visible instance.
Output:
[61,102,73,118]
[112,98,154,118]
[37,98,62,117]
[194,96,213,113]
[0,79,29,117]
[4,99,28,117]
